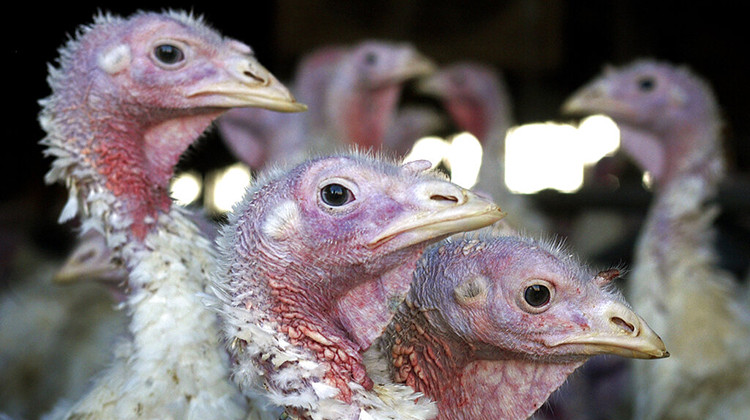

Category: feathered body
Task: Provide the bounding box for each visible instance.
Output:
[211,152,503,419]
[38,10,303,418]
[564,59,750,419]
[0,241,127,419]
[46,210,246,419]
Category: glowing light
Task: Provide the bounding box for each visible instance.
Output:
[504,115,621,194]
[642,171,654,190]
[206,163,252,213]
[403,136,450,169]
[577,115,621,163]
[444,133,483,189]
[403,132,483,189]
[505,123,583,194]
[169,171,202,206]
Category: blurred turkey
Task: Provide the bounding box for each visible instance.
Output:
[211,153,503,419]
[37,10,304,419]
[368,233,668,420]
[0,229,128,419]
[418,62,549,235]
[217,40,435,171]
[383,105,447,158]
[563,59,750,420]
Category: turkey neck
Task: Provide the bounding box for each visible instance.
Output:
[334,84,402,150]
[381,302,582,420]
[626,115,725,307]
[227,210,430,401]
[41,73,223,246]
[626,113,733,419]
[124,208,240,397]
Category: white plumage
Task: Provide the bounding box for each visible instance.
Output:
[37,9,303,418]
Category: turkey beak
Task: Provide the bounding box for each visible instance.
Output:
[415,71,446,96]
[186,56,307,112]
[395,49,436,81]
[561,81,635,119]
[53,234,125,285]
[376,48,436,88]
[550,301,669,360]
[368,182,504,249]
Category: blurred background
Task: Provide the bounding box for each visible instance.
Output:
[1,1,749,418]
[5,1,748,275]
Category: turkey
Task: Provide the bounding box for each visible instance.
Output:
[563,59,750,419]
[38,10,304,419]
[0,233,128,419]
[216,45,344,171]
[211,152,504,419]
[217,40,435,171]
[322,42,434,151]
[418,62,548,235]
[368,233,668,420]
[52,229,127,286]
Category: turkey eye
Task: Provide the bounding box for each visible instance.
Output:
[524,284,551,307]
[451,73,466,87]
[154,44,185,66]
[364,52,378,65]
[637,77,656,92]
[321,183,353,207]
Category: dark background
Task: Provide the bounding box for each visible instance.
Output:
[4,1,749,274]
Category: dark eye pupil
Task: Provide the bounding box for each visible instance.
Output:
[365,52,378,65]
[321,183,351,206]
[154,44,184,65]
[524,284,550,307]
[451,73,466,86]
[638,77,655,92]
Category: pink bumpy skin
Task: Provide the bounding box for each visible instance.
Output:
[39,10,305,243]
[214,153,503,406]
[379,234,668,420]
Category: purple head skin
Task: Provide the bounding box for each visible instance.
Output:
[39,10,305,243]
[562,59,723,187]
[378,234,668,420]
[213,153,503,408]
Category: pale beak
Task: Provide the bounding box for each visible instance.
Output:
[561,81,636,120]
[187,56,307,112]
[54,232,126,284]
[374,48,437,88]
[550,300,669,359]
[368,182,505,249]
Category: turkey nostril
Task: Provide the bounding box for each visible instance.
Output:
[76,249,97,263]
[430,194,459,204]
[244,70,265,84]
[611,317,636,334]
